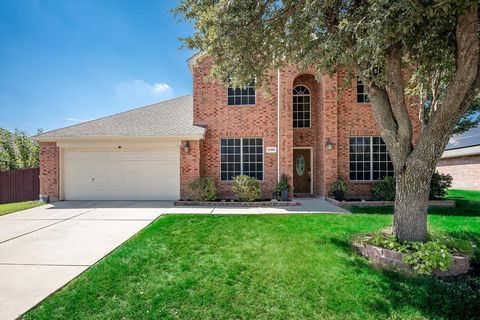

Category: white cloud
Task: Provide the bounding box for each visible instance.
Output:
[153,83,171,92]
[113,79,173,107]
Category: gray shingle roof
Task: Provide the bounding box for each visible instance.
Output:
[446,126,480,150]
[36,94,205,139]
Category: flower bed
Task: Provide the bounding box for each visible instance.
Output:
[174,200,300,207]
[353,242,470,277]
[326,197,455,208]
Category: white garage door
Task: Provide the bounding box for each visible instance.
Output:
[63,148,180,200]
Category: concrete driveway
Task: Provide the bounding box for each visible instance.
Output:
[0,201,167,320]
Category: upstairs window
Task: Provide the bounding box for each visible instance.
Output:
[356,79,370,103]
[227,78,256,106]
[349,136,394,181]
[293,85,311,128]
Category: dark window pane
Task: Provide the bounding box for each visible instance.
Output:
[249,96,255,104]
[350,172,356,180]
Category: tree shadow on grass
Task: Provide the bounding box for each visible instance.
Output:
[328,237,480,319]
[350,201,480,217]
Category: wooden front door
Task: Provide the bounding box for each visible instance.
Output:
[293,149,311,194]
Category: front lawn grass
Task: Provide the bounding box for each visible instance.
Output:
[24,213,479,320]
[447,189,480,201]
[0,201,43,216]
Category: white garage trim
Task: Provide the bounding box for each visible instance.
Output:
[59,140,181,201]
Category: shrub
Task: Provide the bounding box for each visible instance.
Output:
[372,176,396,201]
[363,232,455,275]
[188,177,217,201]
[232,175,262,202]
[329,176,348,197]
[430,171,453,200]
[273,174,291,199]
[371,172,453,201]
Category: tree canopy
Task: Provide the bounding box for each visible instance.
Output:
[176,0,479,241]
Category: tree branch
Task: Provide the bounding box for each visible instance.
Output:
[385,43,413,155]
[411,0,479,166]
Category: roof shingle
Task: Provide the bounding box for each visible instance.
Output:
[36,94,205,139]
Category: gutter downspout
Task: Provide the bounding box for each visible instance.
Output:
[277,69,281,182]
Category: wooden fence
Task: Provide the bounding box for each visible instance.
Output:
[0,168,40,204]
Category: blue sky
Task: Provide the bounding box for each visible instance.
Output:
[0,0,194,134]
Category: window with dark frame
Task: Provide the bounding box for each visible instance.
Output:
[349,136,394,181]
[293,85,311,128]
[356,79,370,103]
[220,138,263,181]
[227,78,256,106]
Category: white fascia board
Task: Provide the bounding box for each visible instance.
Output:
[441,145,480,158]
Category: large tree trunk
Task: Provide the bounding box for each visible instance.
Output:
[393,167,432,242]
[364,2,479,243]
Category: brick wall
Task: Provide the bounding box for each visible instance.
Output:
[189,57,422,198]
[180,139,203,198]
[437,155,480,190]
[193,57,279,197]
[39,142,59,201]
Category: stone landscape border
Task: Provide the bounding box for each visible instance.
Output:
[174,200,300,207]
[353,242,470,277]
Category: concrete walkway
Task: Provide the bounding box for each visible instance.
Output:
[0,198,346,319]
[165,198,350,214]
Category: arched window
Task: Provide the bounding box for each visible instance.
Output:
[293,85,311,128]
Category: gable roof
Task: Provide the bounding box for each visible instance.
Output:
[34,94,205,141]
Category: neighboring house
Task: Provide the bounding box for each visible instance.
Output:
[437,126,480,191]
[34,55,421,201]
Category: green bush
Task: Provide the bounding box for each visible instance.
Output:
[402,241,452,275]
[372,176,396,201]
[362,233,461,275]
[371,171,453,201]
[329,176,348,197]
[232,175,262,202]
[430,171,453,200]
[188,177,218,201]
[273,174,291,199]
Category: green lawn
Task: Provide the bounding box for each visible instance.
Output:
[24,211,480,319]
[447,189,480,201]
[0,201,43,216]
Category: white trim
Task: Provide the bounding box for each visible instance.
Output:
[293,147,314,194]
[219,137,265,181]
[33,134,204,142]
[292,84,312,129]
[187,53,205,71]
[59,148,65,201]
[441,145,480,158]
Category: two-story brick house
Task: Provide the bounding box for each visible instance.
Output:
[34,55,420,201]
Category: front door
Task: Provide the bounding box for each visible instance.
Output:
[293,149,311,194]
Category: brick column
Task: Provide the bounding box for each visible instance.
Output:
[39,142,59,201]
[279,68,295,190]
[180,139,203,199]
[321,74,339,196]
